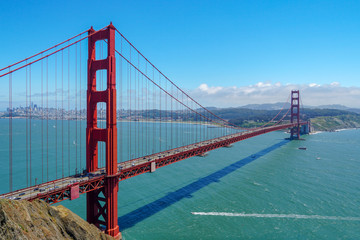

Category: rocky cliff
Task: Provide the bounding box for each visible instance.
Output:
[0,199,115,240]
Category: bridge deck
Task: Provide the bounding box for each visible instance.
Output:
[0,122,306,204]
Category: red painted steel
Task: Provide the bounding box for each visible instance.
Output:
[86,23,120,239]
[0,22,310,239]
[70,185,80,200]
[23,121,307,206]
[290,90,300,139]
[27,176,105,204]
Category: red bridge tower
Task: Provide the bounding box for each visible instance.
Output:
[86,24,120,239]
[290,90,300,140]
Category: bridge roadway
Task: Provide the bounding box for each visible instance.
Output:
[0,122,307,204]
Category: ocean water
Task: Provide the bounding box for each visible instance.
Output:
[0,119,236,191]
[65,128,359,239]
[1,120,359,239]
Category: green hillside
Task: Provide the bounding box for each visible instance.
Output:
[210,107,360,132]
[310,114,360,132]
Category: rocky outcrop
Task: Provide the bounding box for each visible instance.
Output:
[0,199,115,240]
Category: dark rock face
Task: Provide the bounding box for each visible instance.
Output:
[0,199,115,240]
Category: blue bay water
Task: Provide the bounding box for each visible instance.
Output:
[1,119,359,239]
[64,128,360,239]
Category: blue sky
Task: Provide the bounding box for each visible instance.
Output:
[1,0,360,107]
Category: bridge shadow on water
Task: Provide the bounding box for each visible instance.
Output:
[118,139,290,231]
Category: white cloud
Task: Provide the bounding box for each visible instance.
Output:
[189,81,360,108]
[330,82,340,86]
[198,83,223,94]
[309,83,320,87]
[255,82,272,88]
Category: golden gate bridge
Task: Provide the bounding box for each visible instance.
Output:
[0,23,309,238]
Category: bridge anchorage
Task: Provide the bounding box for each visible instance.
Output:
[0,23,310,239]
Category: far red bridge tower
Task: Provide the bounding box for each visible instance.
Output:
[290,90,300,140]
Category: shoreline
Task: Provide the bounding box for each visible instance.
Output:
[1,117,359,132]
[310,127,359,134]
[0,117,222,128]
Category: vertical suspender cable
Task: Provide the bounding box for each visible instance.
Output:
[138,61,141,157]
[46,58,49,181]
[165,76,167,150]
[79,37,82,171]
[8,69,12,192]
[55,51,58,180]
[134,54,137,159]
[26,64,28,187]
[190,98,192,144]
[137,54,140,158]
[187,94,189,145]
[181,91,183,146]
[29,65,33,186]
[137,55,140,158]
[129,46,133,159]
[133,53,137,159]
[176,89,179,148]
[145,62,148,155]
[75,42,78,173]
[119,37,123,163]
[41,57,44,183]
[202,109,204,141]
[142,69,144,156]
[127,62,130,161]
[62,50,64,178]
[68,41,70,175]
[117,39,120,164]
[30,65,32,186]
[116,38,123,162]
[152,68,155,154]
[159,73,161,152]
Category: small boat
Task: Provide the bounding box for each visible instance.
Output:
[316,157,321,160]
[298,147,307,150]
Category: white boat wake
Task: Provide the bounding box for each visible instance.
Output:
[191,212,360,221]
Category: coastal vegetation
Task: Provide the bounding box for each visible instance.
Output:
[310,114,360,132]
[211,107,360,132]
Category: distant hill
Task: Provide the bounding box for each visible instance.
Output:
[241,102,290,110]
[307,104,360,114]
[209,106,360,131]
[202,106,218,111]
[239,103,360,114]
[312,104,350,110]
